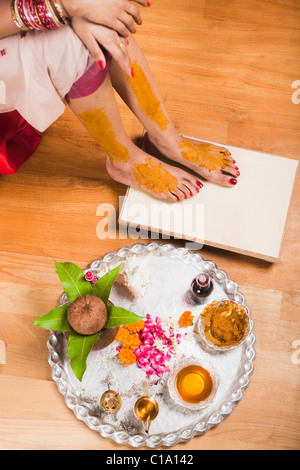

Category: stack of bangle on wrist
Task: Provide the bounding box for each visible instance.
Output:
[11,0,69,31]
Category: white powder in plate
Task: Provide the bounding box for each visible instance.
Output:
[64,253,247,436]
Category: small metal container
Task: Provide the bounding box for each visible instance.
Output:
[134,396,159,433]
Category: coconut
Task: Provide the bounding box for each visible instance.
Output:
[67,295,107,335]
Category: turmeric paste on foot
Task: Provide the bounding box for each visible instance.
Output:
[133,157,178,194]
[127,61,170,131]
[79,108,130,165]
[179,139,230,172]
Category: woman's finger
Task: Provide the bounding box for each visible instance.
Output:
[130,0,150,7]
[94,31,131,77]
[118,11,136,33]
[125,3,142,25]
[79,31,106,69]
[110,36,132,76]
[113,19,130,37]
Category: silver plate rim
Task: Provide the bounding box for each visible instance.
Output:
[47,241,256,448]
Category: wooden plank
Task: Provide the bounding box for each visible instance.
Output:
[0,341,5,365]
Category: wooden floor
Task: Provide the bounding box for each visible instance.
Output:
[0,0,300,450]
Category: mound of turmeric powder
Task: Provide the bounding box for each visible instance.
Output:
[201,300,250,348]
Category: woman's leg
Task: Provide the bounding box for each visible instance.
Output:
[109,35,240,187]
[67,73,201,201]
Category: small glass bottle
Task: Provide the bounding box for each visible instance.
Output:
[190,273,214,302]
[85,271,98,286]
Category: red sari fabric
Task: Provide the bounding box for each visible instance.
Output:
[0,110,41,175]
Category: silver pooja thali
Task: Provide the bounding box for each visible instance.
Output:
[47,242,256,448]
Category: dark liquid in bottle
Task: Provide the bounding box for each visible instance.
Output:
[191,273,214,299]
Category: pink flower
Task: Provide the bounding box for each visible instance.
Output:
[134,315,182,379]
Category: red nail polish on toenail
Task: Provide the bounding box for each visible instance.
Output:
[147,1,151,6]
[131,67,134,77]
[230,178,237,185]
[184,195,187,199]
[235,166,239,170]
[98,60,105,70]
[196,180,203,187]
[236,171,240,176]
[196,188,199,193]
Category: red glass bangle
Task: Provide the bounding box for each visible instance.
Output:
[17,0,32,28]
[27,0,45,29]
[35,0,61,30]
[23,0,41,28]
[13,0,64,32]
[51,0,69,24]
[45,0,62,26]
[11,0,30,30]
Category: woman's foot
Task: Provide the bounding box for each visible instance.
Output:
[105,150,203,202]
[143,132,240,188]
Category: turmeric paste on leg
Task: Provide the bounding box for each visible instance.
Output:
[68,75,200,201]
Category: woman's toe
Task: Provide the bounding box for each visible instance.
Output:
[205,170,238,187]
[222,165,240,178]
[166,191,179,202]
[222,175,238,187]
[178,178,201,199]
[174,183,188,199]
[184,177,203,196]
[175,184,189,200]
[219,147,231,157]
[191,178,203,195]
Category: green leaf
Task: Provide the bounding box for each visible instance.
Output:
[105,305,144,328]
[54,260,92,303]
[68,330,101,381]
[92,263,122,304]
[32,304,70,332]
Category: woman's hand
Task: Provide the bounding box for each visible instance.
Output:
[71,17,132,77]
[62,0,150,37]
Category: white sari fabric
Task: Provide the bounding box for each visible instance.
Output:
[0,26,91,132]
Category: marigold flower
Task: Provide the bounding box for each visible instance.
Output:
[123,320,145,334]
[178,311,194,328]
[122,334,141,349]
[115,327,130,343]
[118,347,137,365]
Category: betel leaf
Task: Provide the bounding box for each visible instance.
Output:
[92,263,122,304]
[32,304,70,332]
[105,305,144,328]
[54,260,92,303]
[68,329,101,381]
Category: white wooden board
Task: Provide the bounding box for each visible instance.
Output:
[119,137,299,262]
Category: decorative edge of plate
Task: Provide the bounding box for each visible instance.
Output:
[47,241,256,448]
